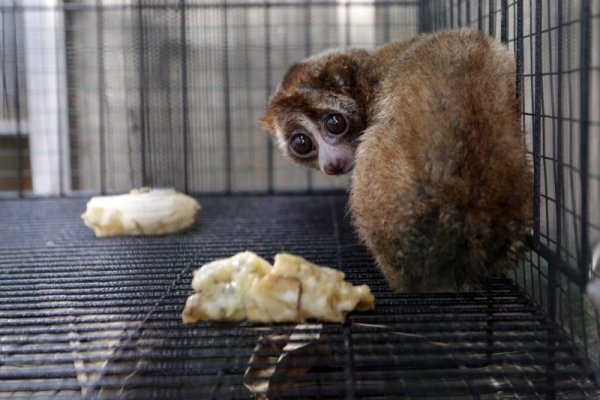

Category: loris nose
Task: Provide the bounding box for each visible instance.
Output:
[323,160,347,175]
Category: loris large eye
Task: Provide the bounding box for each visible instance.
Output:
[290,133,314,157]
[325,113,347,135]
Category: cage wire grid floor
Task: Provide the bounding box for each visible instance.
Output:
[0,194,598,399]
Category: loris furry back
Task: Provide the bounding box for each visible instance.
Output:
[349,29,532,291]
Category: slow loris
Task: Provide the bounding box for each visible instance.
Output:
[261,28,532,291]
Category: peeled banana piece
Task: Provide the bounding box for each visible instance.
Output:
[181,251,375,323]
[81,188,201,237]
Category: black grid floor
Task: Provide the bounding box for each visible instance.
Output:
[0,194,598,399]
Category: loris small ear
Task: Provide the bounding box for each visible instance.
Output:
[280,62,309,93]
[261,113,276,135]
[320,60,355,92]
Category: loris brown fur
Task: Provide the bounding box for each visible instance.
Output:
[262,28,533,292]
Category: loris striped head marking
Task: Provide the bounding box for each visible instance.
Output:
[261,49,370,176]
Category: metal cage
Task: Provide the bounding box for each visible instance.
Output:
[1,0,599,398]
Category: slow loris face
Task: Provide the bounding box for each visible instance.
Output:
[261,50,370,176]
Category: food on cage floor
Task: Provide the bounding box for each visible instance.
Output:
[81,187,201,237]
[181,251,375,323]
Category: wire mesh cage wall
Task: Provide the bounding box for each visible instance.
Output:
[1,0,419,195]
[1,0,600,398]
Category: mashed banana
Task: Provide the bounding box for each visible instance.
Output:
[182,252,374,323]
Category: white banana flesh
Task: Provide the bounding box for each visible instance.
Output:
[181,251,375,323]
[81,188,201,237]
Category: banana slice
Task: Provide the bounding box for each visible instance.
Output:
[81,188,201,237]
[182,251,374,323]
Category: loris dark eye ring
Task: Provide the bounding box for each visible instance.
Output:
[290,133,314,156]
[325,113,347,135]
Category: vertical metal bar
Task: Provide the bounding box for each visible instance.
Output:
[545,0,561,335]
[532,0,541,250]
[565,2,581,275]
[477,0,482,32]
[515,0,523,99]
[383,0,391,42]
[532,0,559,386]
[418,0,429,33]
[441,0,446,29]
[122,1,135,188]
[1,11,7,119]
[431,0,436,32]
[344,1,349,49]
[222,0,232,194]
[578,0,591,284]
[574,0,592,362]
[54,2,66,196]
[500,0,508,43]
[515,0,533,304]
[96,0,106,194]
[427,0,432,33]
[264,1,273,194]
[488,0,495,36]
[541,0,552,269]
[11,1,24,197]
[457,0,462,27]
[305,0,312,192]
[242,4,253,192]
[179,0,190,193]
[137,0,148,186]
[432,0,436,31]
[555,0,564,261]
[466,0,471,26]
[515,0,532,300]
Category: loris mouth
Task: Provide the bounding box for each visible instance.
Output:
[321,161,354,176]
